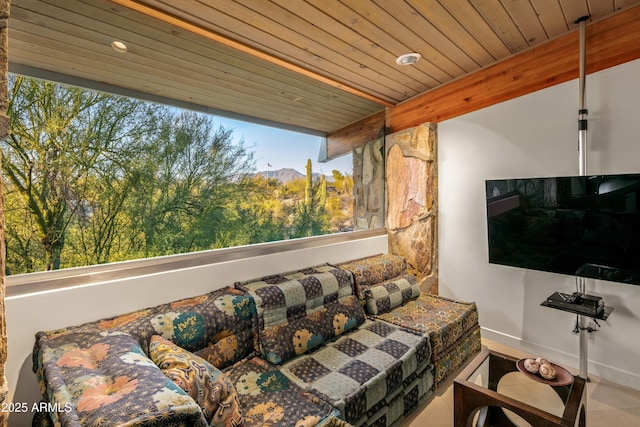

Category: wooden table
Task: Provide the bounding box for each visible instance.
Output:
[454,348,586,427]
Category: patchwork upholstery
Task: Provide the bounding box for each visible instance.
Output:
[361,369,433,427]
[237,264,366,364]
[371,293,481,387]
[35,286,257,370]
[32,331,208,426]
[325,417,356,427]
[428,327,481,387]
[33,254,480,427]
[260,295,366,364]
[148,335,243,426]
[281,319,432,426]
[361,274,420,315]
[339,254,407,292]
[33,287,257,426]
[224,357,339,427]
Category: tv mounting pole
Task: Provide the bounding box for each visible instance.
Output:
[577,16,588,177]
[576,15,589,381]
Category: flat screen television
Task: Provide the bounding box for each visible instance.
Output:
[486,173,640,286]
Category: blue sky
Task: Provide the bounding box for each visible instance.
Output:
[216,116,353,176]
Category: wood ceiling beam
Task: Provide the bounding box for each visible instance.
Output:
[109,0,394,108]
[327,5,640,157]
[387,5,640,133]
[325,111,386,159]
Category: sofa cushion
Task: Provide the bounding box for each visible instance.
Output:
[237,264,366,364]
[324,417,357,427]
[149,335,243,426]
[260,294,366,364]
[36,286,257,370]
[32,331,208,426]
[361,274,420,315]
[370,293,481,387]
[280,319,432,424]
[225,357,339,427]
[339,254,407,291]
[429,326,481,388]
[147,287,257,368]
[361,367,434,427]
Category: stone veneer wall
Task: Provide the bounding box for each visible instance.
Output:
[0,1,9,425]
[353,137,384,230]
[385,123,438,294]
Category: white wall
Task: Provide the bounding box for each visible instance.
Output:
[439,59,640,390]
[5,234,388,426]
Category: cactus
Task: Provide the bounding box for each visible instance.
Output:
[318,174,326,208]
[305,158,312,205]
[292,159,330,238]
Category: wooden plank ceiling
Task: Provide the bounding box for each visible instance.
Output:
[8,0,640,136]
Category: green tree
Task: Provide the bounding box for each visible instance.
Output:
[66,167,142,265]
[2,75,355,275]
[3,76,149,271]
[224,175,288,245]
[125,110,255,257]
[332,169,354,195]
[327,170,354,231]
[2,77,256,273]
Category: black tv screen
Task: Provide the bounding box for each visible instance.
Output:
[486,173,640,286]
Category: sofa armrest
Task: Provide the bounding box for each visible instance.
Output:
[33,331,207,426]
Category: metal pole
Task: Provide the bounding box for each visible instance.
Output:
[577,16,588,177]
[576,15,590,381]
[578,278,588,379]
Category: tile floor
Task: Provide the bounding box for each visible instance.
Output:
[399,338,640,427]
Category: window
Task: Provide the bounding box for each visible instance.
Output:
[2,75,354,275]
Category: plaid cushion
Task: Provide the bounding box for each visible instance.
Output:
[260,295,366,364]
[281,319,432,424]
[361,368,433,427]
[237,265,366,364]
[361,274,420,315]
[339,254,407,291]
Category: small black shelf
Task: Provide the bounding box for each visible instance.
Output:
[541,293,614,321]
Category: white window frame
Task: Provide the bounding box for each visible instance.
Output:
[6,229,386,298]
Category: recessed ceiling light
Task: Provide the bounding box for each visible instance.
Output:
[396,52,421,65]
[111,40,128,53]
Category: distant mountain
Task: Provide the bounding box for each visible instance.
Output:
[256,168,334,184]
[257,168,303,184]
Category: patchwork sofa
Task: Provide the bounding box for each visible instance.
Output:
[338,255,481,389]
[32,254,480,427]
